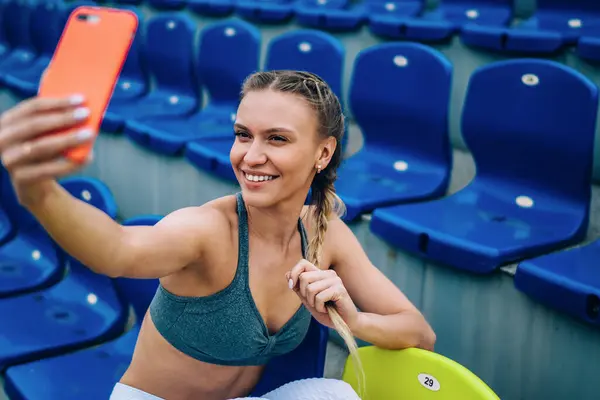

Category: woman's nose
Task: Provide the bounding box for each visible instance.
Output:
[243,141,267,166]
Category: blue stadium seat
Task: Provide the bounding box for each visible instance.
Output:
[370,0,512,41]
[367,0,424,38]
[0,177,124,373]
[115,0,142,5]
[3,214,162,400]
[0,0,10,61]
[0,0,37,82]
[264,29,344,97]
[336,42,452,221]
[0,205,11,245]
[106,6,148,104]
[295,0,366,32]
[250,318,329,396]
[236,0,295,23]
[58,176,119,216]
[188,0,235,16]
[370,59,598,274]
[184,136,237,181]
[123,18,260,155]
[3,0,65,98]
[0,166,61,297]
[148,0,186,9]
[462,0,600,54]
[576,35,600,62]
[185,29,345,181]
[514,239,600,327]
[0,174,121,298]
[101,13,199,133]
[0,141,13,245]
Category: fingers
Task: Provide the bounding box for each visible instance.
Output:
[314,285,345,314]
[0,94,85,130]
[1,129,94,169]
[0,104,90,151]
[11,156,92,185]
[303,276,342,310]
[287,260,343,311]
[297,271,322,297]
[287,259,319,289]
[297,268,337,297]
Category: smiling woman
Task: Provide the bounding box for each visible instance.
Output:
[231,75,337,207]
[0,70,435,400]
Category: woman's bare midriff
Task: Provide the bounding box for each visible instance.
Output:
[119,312,265,400]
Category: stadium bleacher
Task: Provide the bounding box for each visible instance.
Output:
[0,0,599,399]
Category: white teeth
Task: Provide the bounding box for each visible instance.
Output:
[245,173,275,182]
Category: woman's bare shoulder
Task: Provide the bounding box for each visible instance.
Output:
[161,195,238,245]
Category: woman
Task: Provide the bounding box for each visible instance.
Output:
[0,70,436,399]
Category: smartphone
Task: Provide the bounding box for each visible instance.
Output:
[37,6,138,163]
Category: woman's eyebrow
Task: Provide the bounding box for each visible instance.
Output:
[234,123,296,134]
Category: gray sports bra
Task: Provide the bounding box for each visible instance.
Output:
[148,193,312,366]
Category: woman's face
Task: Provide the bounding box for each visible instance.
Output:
[230,89,330,209]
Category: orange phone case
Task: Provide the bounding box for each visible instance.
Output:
[37,6,138,163]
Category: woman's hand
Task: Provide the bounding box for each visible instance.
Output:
[286,259,360,331]
[0,95,95,205]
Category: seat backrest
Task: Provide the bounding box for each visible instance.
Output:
[2,0,36,51]
[143,13,198,98]
[112,214,163,322]
[349,42,452,163]
[441,0,510,6]
[342,346,499,400]
[29,0,64,56]
[0,0,8,47]
[462,59,598,204]
[59,176,119,219]
[58,177,122,296]
[364,0,423,15]
[265,29,344,100]
[537,0,600,13]
[297,0,348,9]
[0,164,38,230]
[198,18,261,105]
[115,0,143,5]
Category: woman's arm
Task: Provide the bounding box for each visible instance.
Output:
[26,181,218,279]
[327,217,436,351]
[0,96,219,280]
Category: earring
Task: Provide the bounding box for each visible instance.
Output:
[316,164,322,173]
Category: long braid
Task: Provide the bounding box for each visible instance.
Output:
[308,184,365,396]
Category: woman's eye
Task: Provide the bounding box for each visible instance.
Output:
[270,135,287,142]
[235,131,251,139]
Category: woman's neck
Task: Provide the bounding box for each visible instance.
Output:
[245,197,305,251]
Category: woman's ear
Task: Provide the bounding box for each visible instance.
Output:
[315,136,337,171]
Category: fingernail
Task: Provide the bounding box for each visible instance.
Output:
[69,94,85,105]
[288,279,294,289]
[73,107,90,120]
[76,128,94,141]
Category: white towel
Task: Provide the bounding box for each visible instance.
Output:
[231,378,361,400]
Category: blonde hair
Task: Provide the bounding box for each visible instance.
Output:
[306,189,365,396]
[242,70,365,395]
